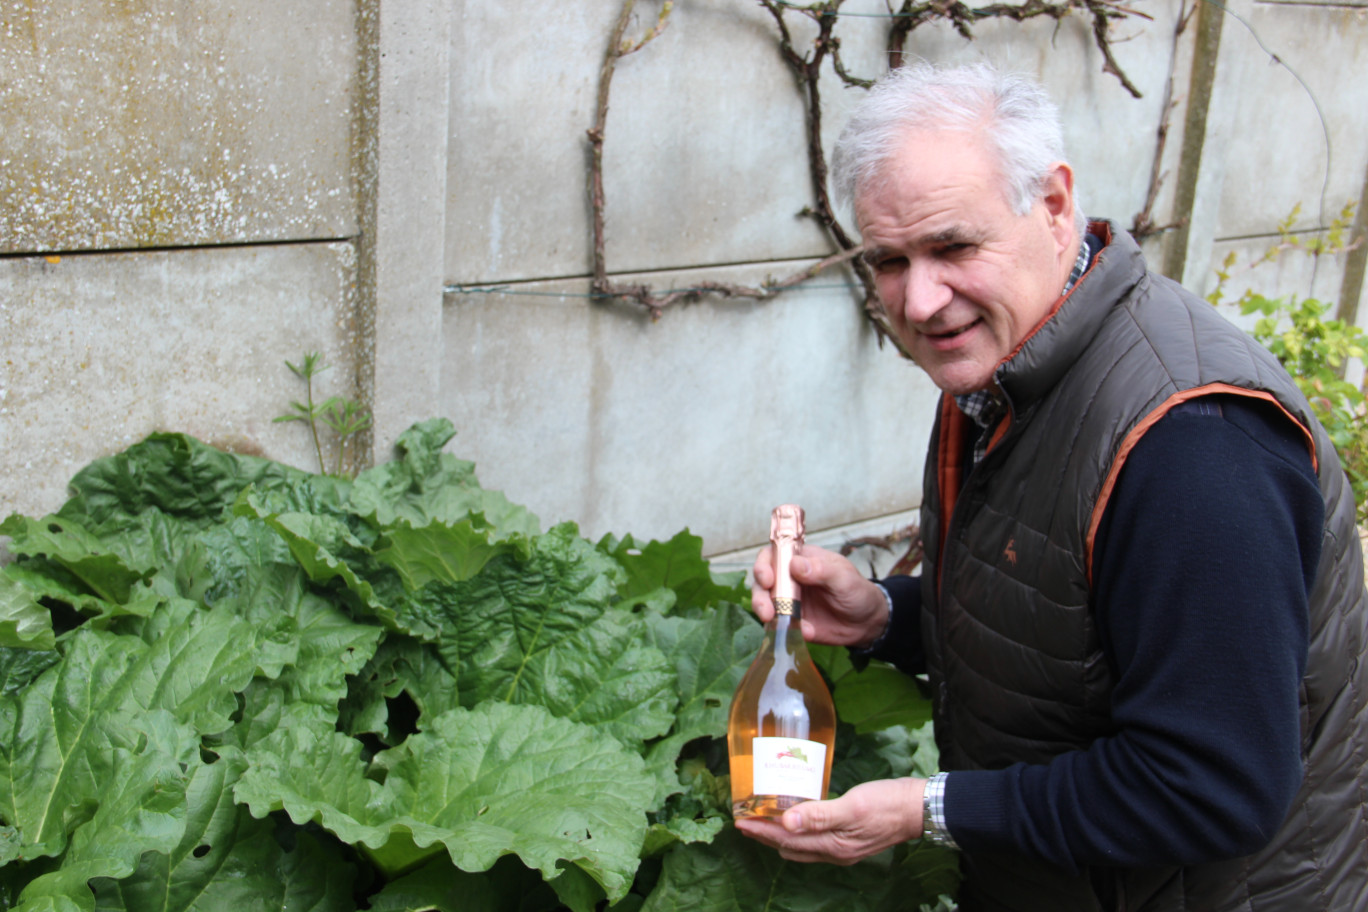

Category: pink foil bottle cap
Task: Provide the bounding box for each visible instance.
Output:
[770,504,805,604]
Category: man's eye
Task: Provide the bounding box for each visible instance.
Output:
[870,256,906,273]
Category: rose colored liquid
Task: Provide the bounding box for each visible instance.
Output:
[728,604,836,818]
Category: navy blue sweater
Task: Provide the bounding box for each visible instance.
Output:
[874,395,1323,873]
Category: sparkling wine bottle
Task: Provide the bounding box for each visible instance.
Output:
[728,504,837,819]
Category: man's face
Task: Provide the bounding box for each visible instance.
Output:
[855,128,1079,396]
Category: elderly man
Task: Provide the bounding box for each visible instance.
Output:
[736,63,1367,911]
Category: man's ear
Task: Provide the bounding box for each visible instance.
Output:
[1039,161,1076,247]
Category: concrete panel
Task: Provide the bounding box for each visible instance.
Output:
[1211,5,1368,238]
[0,0,358,254]
[444,0,1192,275]
[445,0,837,285]
[440,261,938,555]
[0,242,361,520]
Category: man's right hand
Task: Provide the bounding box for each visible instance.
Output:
[751,544,890,647]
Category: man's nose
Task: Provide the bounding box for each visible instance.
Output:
[901,260,952,325]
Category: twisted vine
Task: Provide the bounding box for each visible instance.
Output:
[588,0,1151,323]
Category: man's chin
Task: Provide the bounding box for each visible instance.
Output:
[916,360,995,397]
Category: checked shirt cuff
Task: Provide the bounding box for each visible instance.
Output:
[921,772,959,849]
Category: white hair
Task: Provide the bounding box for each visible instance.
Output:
[830,61,1085,238]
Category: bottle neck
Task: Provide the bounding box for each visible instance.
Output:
[769,597,806,646]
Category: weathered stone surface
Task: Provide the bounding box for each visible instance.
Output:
[2,0,1365,560]
[0,243,360,519]
[0,1,357,253]
[1209,3,1368,239]
[440,260,936,554]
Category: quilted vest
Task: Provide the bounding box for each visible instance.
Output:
[919,223,1368,911]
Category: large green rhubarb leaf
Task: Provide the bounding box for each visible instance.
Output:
[495,611,677,747]
[640,603,763,796]
[365,854,559,912]
[599,530,748,612]
[233,492,414,634]
[0,515,146,605]
[424,523,624,704]
[89,753,356,912]
[336,635,461,744]
[641,829,878,912]
[236,702,655,903]
[348,419,540,539]
[0,646,60,702]
[10,710,196,912]
[56,432,303,531]
[0,600,258,864]
[0,572,56,650]
[371,520,529,591]
[642,829,958,912]
[810,644,932,734]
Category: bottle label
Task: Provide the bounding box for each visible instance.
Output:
[751,737,827,800]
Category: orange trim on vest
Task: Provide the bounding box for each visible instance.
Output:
[937,394,967,562]
[1083,383,1318,586]
[987,411,1012,455]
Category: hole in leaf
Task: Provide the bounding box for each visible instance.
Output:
[192,844,211,858]
[385,690,421,743]
[355,731,389,763]
[43,598,87,636]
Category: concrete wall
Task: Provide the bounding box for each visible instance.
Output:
[1,0,364,506]
[3,0,1366,562]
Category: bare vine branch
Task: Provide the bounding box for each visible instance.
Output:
[886,0,1148,98]
[759,0,894,342]
[588,0,868,319]
[1131,0,1198,239]
[841,520,924,576]
[598,246,870,320]
[587,0,1153,328]
[619,0,674,55]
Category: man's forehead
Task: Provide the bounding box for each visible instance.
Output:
[853,129,1008,229]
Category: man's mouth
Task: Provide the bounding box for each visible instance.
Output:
[924,318,981,341]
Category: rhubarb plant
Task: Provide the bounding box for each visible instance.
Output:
[0,419,954,911]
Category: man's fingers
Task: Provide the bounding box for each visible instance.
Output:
[788,554,812,581]
[733,817,786,848]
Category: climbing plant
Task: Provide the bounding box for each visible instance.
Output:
[586,0,1153,325]
[1209,202,1368,521]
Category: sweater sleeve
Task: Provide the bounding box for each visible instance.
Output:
[851,573,925,676]
[941,395,1321,873]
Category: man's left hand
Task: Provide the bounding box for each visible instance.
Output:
[733,777,927,865]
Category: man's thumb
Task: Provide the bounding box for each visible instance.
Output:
[783,799,832,834]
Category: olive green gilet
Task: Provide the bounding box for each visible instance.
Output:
[919,223,1368,911]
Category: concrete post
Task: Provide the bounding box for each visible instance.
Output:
[359,0,452,465]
